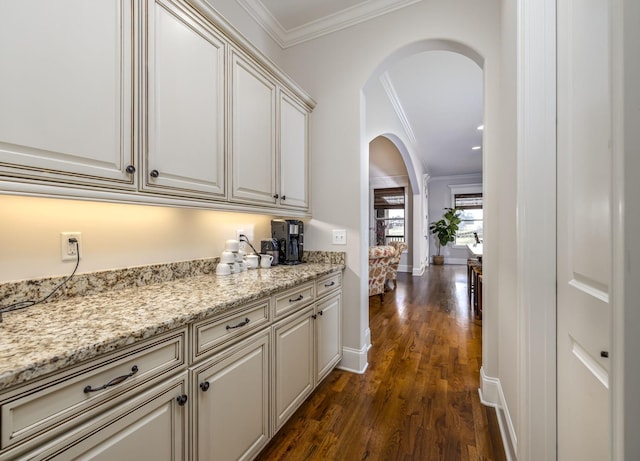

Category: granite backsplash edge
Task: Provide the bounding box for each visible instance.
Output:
[0,251,346,307]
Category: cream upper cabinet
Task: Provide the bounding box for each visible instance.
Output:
[279,91,310,210]
[230,48,278,206]
[230,47,312,211]
[144,0,226,199]
[0,0,314,214]
[0,0,136,189]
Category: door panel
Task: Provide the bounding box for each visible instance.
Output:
[557,0,612,459]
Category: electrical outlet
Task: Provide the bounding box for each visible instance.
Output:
[237,228,254,251]
[60,232,82,261]
[332,229,347,245]
[236,229,245,251]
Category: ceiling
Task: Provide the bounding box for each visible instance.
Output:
[238,0,483,178]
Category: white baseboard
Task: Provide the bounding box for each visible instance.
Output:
[479,367,517,461]
[337,343,369,374]
[445,258,467,265]
[412,264,425,276]
[399,264,411,273]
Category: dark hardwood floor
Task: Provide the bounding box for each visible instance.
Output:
[255,265,506,461]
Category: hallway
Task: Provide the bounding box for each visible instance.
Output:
[256,265,505,460]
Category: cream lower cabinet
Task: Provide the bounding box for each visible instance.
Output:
[21,372,189,461]
[315,291,342,383]
[191,330,270,461]
[272,304,315,432]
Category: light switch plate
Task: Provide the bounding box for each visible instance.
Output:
[332,229,346,245]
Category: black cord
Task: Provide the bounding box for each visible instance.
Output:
[0,240,81,320]
[239,234,260,256]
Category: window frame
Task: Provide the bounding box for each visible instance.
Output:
[448,184,483,248]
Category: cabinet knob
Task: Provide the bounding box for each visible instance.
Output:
[601,351,609,358]
[200,381,210,392]
[318,310,323,316]
[281,195,286,200]
[125,165,136,174]
[312,314,317,320]
[176,394,188,406]
[273,193,279,199]
[150,169,159,178]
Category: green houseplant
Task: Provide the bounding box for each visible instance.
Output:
[429,207,461,265]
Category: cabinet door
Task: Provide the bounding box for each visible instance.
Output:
[23,374,188,461]
[273,305,315,431]
[279,91,310,210]
[316,292,342,383]
[230,49,277,205]
[193,331,270,461]
[144,0,226,198]
[0,0,135,188]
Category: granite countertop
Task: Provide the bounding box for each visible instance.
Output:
[0,263,342,392]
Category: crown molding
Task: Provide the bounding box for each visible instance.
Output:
[238,0,422,48]
[380,72,418,147]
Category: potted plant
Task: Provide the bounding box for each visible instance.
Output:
[429,207,461,265]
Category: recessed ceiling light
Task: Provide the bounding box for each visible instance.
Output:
[477,125,484,130]
[472,146,482,150]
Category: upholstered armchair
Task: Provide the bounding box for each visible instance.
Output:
[386,241,408,289]
[368,245,394,300]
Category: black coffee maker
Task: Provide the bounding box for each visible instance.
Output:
[271,219,304,265]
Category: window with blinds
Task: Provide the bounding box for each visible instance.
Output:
[454,193,483,246]
[374,187,405,245]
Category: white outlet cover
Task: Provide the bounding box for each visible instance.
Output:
[60,232,82,261]
[332,229,347,245]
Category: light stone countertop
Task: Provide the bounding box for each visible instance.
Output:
[0,263,342,391]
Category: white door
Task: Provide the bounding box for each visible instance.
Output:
[557,0,612,459]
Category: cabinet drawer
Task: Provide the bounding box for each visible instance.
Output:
[273,282,314,319]
[192,297,270,361]
[315,272,342,299]
[0,328,186,451]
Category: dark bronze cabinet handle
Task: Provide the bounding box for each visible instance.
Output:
[312,314,317,319]
[281,195,286,200]
[273,193,279,199]
[601,351,609,358]
[289,295,304,303]
[324,281,336,287]
[176,394,188,406]
[226,318,250,330]
[150,169,159,178]
[84,365,139,393]
[318,310,323,316]
[200,381,210,392]
[125,165,136,174]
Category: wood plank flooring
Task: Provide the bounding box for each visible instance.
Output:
[255,265,506,461]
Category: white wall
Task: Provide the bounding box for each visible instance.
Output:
[427,174,483,264]
[277,0,502,373]
[0,195,274,282]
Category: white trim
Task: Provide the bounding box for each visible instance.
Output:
[480,367,517,461]
[412,265,425,276]
[237,0,422,49]
[337,344,369,374]
[380,73,418,146]
[427,173,483,183]
[611,0,640,458]
[430,257,466,265]
[516,0,557,460]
